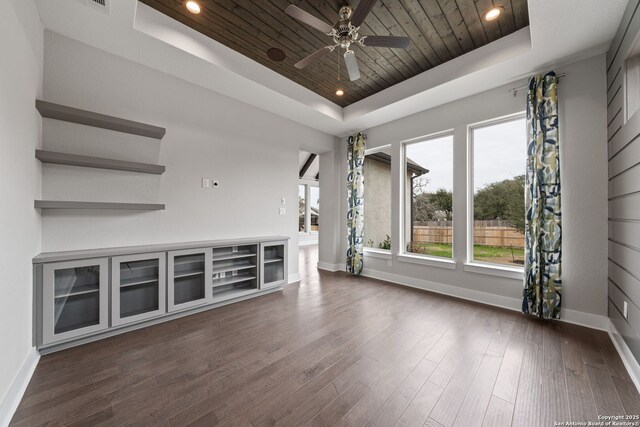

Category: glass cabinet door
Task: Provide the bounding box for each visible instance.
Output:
[112,252,166,326]
[260,241,288,289]
[42,258,109,345]
[168,248,212,312]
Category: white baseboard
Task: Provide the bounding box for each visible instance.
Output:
[361,268,609,331]
[317,262,343,272]
[0,347,39,427]
[609,320,640,394]
[288,273,301,284]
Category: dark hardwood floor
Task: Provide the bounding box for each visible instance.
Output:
[11,245,640,426]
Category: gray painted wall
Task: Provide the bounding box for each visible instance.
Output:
[0,0,42,410]
[328,54,608,320]
[41,32,335,278]
[607,0,640,363]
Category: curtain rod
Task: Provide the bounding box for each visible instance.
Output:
[509,73,566,97]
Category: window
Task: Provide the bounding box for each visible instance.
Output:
[310,186,319,232]
[403,133,454,258]
[469,115,526,267]
[298,184,306,233]
[299,183,319,233]
[364,146,392,250]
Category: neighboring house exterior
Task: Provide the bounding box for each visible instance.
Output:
[364,150,428,249]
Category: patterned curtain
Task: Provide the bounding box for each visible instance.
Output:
[522,72,562,319]
[346,132,365,275]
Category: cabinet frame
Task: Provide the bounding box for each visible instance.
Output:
[167,247,212,312]
[260,241,288,289]
[111,252,166,327]
[42,257,109,345]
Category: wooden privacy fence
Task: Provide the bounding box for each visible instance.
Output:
[412,221,525,247]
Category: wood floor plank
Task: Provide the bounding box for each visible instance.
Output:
[586,364,626,416]
[10,246,640,426]
[395,381,444,427]
[452,354,503,427]
[481,396,514,427]
[511,342,543,427]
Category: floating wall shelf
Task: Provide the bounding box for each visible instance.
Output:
[35,200,165,211]
[36,100,166,139]
[36,150,165,175]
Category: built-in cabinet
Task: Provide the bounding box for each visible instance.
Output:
[168,248,211,312]
[42,258,109,345]
[111,252,166,326]
[261,241,288,289]
[212,244,259,302]
[34,237,289,352]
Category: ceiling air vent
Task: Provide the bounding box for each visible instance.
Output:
[76,0,110,15]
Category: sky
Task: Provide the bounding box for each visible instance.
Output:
[405,118,526,193]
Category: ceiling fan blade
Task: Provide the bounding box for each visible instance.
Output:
[350,0,379,27]
[295,46,333,69]
[360,35,411,49]
[285,5,334,34]
[343,50,361,81]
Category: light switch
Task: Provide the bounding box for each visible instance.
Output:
[279,207,286,215]
[201,178,211,188]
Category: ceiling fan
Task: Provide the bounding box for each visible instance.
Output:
[285,0,411,82]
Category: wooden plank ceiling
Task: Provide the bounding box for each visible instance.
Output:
[139,0,529,107]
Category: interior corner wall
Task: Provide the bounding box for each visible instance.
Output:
[41,31,335,278]
[337,54,608,322]
[0,0,42,415]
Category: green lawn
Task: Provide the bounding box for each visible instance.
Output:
[408,243,525,265]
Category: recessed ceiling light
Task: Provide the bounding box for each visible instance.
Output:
[336,89,344,96]
[267,47,286,62]
[185,1,201,14]
[483,7,503,22]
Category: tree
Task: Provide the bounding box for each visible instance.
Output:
[474,175,525,233]
[412,188,452,222]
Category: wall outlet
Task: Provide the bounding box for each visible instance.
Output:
[219,271,226,278]
[279,207,286,215]
[624,301,629,319]
[201,178,211,188]
[387,260,393,267]
[232,270,238,276]
[212,180,220,188]
[232,246,238,253]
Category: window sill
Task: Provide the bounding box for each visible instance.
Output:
[464,262,524,280]
[398,253,456,270]
[363,248,392,260]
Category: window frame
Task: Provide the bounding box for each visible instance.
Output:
[466,112,526,273]
[399,129,456,267]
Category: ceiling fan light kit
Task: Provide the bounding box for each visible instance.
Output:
[285,1,411,82]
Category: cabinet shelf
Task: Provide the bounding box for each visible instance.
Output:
[211,262,256,274]
[211,252,257,262]
[36,100,165,139]
[35,200,165,210]
[36,150,165,175]
[212,287,257,303]
[55,287,100,299]
[174,271,205,279]
[120,277,159,288]
[213,275,256,287]
[264,258,283,264]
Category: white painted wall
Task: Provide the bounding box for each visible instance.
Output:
[41,32,335,279]
[0,0,42,419]
[325,54,608,321]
